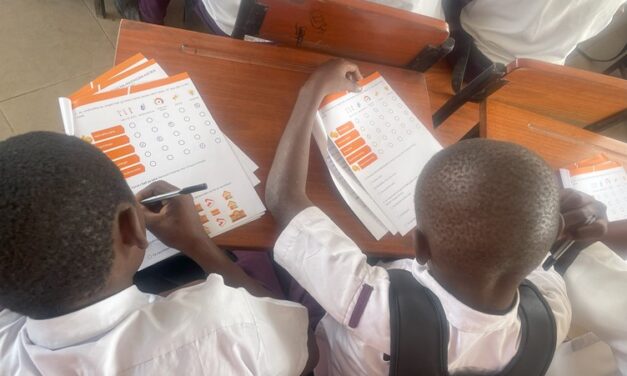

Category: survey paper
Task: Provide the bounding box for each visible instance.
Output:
[317,72,442,236]
[67,73,265,269]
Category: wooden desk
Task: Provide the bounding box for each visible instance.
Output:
[483,101,627,169]
[236,0,449,67]
[425,61,480,143]
[115,20,439,257]
[492,59,627,127]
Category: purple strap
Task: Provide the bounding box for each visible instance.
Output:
[349,284,374,328]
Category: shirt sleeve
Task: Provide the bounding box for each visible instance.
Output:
[525,266,572,347]
[563,242,627,374]
[274,206,392,354]
[244,295,310,375]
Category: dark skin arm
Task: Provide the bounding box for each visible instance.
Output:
[136,182,318,375]
[266,59,363,228]
[604,220,627,258]
[136,181,277,299]
[554,188,613,274]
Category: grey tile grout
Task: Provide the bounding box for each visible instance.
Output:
[0,67,110,105]
[0,109,16,134]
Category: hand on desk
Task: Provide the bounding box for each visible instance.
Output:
[136,180,208,252]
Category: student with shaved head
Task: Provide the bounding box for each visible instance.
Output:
[265,59,607,375]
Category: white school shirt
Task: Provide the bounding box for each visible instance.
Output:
[274,207,572,375]
[460,0,625,65]
[201,0,240,35]
[200,0,444,36]
[366,0,444,20]
[0,274,309,376]
[547,242,627,376]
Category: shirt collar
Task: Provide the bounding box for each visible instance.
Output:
[411,262,520,333]
[25,285,155,350]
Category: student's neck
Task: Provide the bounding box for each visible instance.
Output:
[428,264,519,314]
[67,278,135,316]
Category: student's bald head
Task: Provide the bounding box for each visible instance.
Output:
[415,139,560,279]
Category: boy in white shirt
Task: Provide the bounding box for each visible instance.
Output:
[0,132,312,375]
[264,59,609,375]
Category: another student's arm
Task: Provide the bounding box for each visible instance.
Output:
[135,181,275,299]
[604,220,627,258]
[554,189,618,273]
[265,59,362,228]
[268,60,394,353]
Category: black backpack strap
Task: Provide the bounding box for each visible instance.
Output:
[388,269,449,376]
[500,280,557,376]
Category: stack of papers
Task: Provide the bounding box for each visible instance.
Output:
[560,154,627,222]
[313,72,442,240]
[58,53,265,269]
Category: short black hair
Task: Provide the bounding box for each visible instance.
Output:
[0,132,134,319]
[415,139,560,279]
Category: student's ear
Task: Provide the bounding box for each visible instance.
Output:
[113,202,148,262]
[414,228,431,265]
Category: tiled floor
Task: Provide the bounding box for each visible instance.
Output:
[0,0,624,142]
[0,0,187,139]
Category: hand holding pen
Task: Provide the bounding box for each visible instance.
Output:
[136,181,210,252]
[543,189,609,271]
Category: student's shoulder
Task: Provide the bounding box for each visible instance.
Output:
[142,274,305,330]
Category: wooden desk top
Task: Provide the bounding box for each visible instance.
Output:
[115,20,440,257]
[425,61,480,144]
[493,59,627,127]
[483,101,627,168]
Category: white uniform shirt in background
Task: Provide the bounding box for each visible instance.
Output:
[200,0,444,35]
[201,0,241,35]
[547,242,627,376]
[0,274,309,375]
[460,0,625,65]
[274,207,572,375]
[366,0,444,20]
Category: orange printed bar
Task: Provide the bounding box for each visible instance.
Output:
[347,145,372,164]
[92,125,125,141]
[569,160,621,176]
[340,138,366,157]
[199,215,209,224]
[357,72,382,87]
[358,153,378,169]
[114,154,140,169]
[334,129,360,148]
[105,145,135,160]
[566,153,609,169]
[121,164,145,179]
[95,135,130,152]
[336,121,355,136]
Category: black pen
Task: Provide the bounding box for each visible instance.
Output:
[140,183,208,205]
[542,215,597,270]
